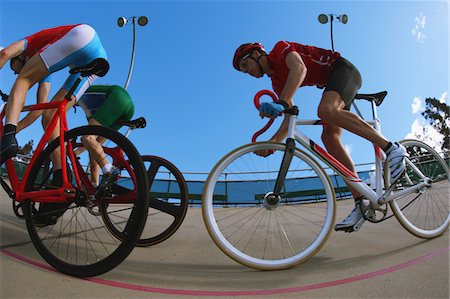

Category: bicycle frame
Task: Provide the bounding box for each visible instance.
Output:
[253,91,430,209]
[1,99,74,203]
[286,105,430,209]
[71,141,139,203]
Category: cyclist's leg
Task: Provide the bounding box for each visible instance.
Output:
[82,118,110,169]
[34,87,78,226]
[319,91,389,149]
[40,22,107,151]
[319,91,406,184]
[4,55,48,125]
[318,92,372,231]
[1,55,48,164]
[80,117,120,198]
[83,86,133,174]
[42,87,78,171]
[321,122,360,196]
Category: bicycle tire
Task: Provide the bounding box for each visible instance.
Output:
[202,142,336,270]
[387,139,450,239]
[22,125,149,277]
[103,155,188,246]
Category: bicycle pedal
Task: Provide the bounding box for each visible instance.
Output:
[340,218,366,233]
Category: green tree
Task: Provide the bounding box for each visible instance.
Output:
[18,139,34,156]
[421,98,449,153]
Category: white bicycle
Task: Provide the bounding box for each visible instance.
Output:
[202,89,449,270]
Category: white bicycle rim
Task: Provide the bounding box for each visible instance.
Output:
[389,139,450,238]
[202,142,336,270]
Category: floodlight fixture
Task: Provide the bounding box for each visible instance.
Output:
[117,16,149,90]
[317,13,348,52]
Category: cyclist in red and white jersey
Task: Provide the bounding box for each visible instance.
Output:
[233,41,407,232]
[0,24,110,226]
[0,24,107,165]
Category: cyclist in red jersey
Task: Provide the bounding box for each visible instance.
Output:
[233,41,407,232]
[0,24,107,165]
[0,24,110,226]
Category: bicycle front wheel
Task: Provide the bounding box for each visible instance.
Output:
[387,139,450,239]
[202,142,336,270]
[23,126,149,277]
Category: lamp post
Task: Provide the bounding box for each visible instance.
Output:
[117,16,148,90]
[318,14,348,52]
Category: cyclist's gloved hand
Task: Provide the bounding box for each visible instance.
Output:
[259,102,284,118]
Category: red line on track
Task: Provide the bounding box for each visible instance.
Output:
[1,246,449,296]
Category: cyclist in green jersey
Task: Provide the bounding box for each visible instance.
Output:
[75,84,134,192]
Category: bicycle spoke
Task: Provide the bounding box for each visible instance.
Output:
[389,140,449,239]
[203,142,335,269]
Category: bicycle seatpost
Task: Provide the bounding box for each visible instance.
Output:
[65,77,82,101]
[124,127,133,138]
[65,58,110,100]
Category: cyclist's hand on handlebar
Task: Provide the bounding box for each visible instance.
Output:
[259,102,284,118]
[254,149,275,157]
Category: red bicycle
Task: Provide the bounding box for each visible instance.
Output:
[0,58,149,277]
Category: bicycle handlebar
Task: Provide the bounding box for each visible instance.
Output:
[251,90,279,143]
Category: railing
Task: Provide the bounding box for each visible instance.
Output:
[2,152,448,207]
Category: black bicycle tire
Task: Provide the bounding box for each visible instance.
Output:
[22,125,149,277]
[103,155,188,246]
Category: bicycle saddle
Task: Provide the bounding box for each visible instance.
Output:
[119,117,147,129]
[69,58,110,77]
[354,91,388,106]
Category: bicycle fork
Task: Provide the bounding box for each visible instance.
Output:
[274,138,296,195]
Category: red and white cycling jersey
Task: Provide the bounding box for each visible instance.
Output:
[18,24,107,100]
[23,24,81,60]
[267,41,341,96]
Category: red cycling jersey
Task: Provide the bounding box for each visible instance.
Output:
[23,24,80,60]
[267,41,341,96]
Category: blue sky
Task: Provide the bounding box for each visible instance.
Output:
[0,0,448,178]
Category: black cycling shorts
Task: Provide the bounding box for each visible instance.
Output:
[324,57,362,110]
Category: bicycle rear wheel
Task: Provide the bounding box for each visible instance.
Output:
[202,142,336,270]
[103,155,188,246]
[23,126,149,277]
[387,139,450,239]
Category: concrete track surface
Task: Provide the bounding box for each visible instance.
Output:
[1,190,449,298]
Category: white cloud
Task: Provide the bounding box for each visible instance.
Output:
[405,118,443,151]
[439,91,448,104]
[412,14,427,43]
[411,96,424,114]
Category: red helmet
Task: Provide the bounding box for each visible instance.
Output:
[232,42,266,71]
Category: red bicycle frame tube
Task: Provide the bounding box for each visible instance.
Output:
[1,100,73,203]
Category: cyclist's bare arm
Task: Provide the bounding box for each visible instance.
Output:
[270,115,290,143]
[267,52,306,142]
[278,51,306,104]
[0,40,25,69]
[17,81,50,132]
